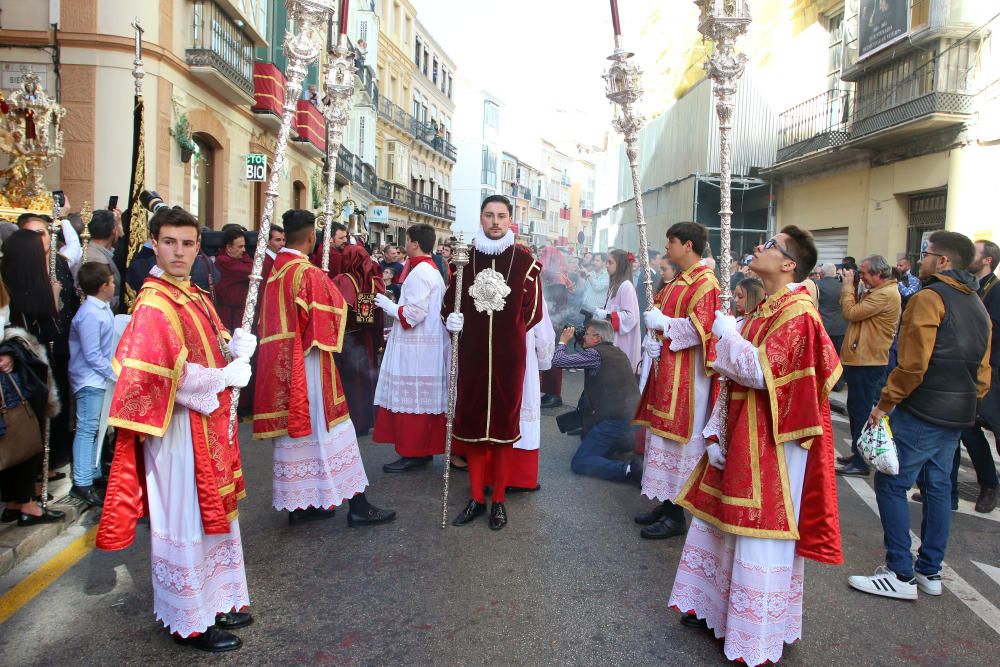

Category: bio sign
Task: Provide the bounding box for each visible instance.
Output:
[245,153,267,181]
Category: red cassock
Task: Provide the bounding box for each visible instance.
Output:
[252,251,350,439]
[443,243,542,445]
[633,263,719,441]
[215,252,252,333]
[677,286,844,565]
[97,274,244,550]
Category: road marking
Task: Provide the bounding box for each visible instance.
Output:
[841,475,1000,636]
[973,561,1000,588]
[0,525,96,625]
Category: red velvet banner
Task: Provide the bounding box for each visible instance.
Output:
[295,99,326,152]
[252,62,286,117]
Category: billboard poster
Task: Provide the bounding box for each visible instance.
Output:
[858,0,909,61]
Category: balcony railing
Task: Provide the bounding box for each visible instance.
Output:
[370,177,455,222]
[187,0,255,101]
[776,89,852,162]
[531,197,546,210]
[377,95,415,137]
[335,144,377,196]
[411,116,457,161]
[410,191,456,220]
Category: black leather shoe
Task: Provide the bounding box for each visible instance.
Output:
[288,506,336,525]
[540,394,563,409]
[215,611,253,630]
[2,509,19,523]
[836,454,854,465]
[835,463,870,477]
[70,484,104,507]
[625,458,644,486]
[92,477,108,489]
[640,516,687,540]
[452,499,487,526]
[382,456,433,473]
[634,502,670,526]
[347,504,396,527]
[680,612,709,630]
[489,502,508,531]
[18,509,65,526]
[173,627,242,652]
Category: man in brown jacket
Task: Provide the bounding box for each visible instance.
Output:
[837,255,902,476]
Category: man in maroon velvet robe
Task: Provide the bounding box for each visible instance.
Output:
[444,195,542,530]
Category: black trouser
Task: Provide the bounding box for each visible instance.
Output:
[0,453,42,504]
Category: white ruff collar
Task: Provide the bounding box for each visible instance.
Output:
[474,228,515,255]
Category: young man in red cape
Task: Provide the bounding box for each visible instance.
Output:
[253,210,394,527]
[97,207,257,652]
[669,226,843,667]
[633,221,720,540]
[444,194,543,530]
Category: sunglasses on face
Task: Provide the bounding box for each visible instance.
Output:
[763,238,796,263]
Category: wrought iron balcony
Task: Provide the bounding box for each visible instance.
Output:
[531,196,546,211]
[775,89,852,163]
[410,190,456,221]
[411,116,457,161]
[186,0,255,104]
[335,144,377,197]
[377,95,416,137]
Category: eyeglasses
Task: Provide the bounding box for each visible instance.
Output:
[763,238,797,263]
[920,251,945,260]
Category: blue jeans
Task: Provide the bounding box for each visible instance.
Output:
[571,419,635,481]
[874,409,961,578]
[72,386,105,487]
[844,365,888,469]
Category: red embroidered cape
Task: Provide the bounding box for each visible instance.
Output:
[677,285,844,565]
[443,242,542,445]
[252,251,349,439]
[97,274,243,551]
[633,263,719,442]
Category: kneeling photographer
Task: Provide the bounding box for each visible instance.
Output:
[553,319,642,484]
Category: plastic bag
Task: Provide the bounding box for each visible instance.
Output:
[858,415,899,475]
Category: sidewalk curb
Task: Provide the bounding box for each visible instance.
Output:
[0,496,95,578]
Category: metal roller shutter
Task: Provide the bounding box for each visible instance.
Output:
[811,227,850,267]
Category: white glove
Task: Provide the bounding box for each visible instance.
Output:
[643,307,669,332]
[643,336,662,359]
[228,328,257,359]
[706,443,727,470]
[712,310,738,339]
[221,358,252,388]
[375,293,397,318]
[445,312,464,333]
[594,308,609,320]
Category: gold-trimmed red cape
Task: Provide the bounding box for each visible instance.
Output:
[633,262,719,442]
[97,274,244,551]
[677,285,844,565]
[252,250,349,439]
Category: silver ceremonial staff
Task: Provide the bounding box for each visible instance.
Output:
[440,236,470,528]
[695,0,751,453]
[42,194,61,511]
[605,1,653,310]
[319,14,357,272]
[229,0,334,440]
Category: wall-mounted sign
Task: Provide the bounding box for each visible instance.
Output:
[246,153,267,181]
[368,205,388,223]
[1,63,49,92]
[858,0,909,61]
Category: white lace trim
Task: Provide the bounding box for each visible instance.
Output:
[175,363,226,415]
[272,420,369,511]
[473,228,515,255]
[666,317,702,352]
[713,330,765,389]
[641,432,706,502]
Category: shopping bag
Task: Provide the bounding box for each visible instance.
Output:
[858,415,899,475]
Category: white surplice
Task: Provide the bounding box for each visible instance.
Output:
[271,350,369,511]
[374,261,450,415]
[668,327,807,667]
[517,297,555,451]
[144,366,249,638]
[641,317,712,502]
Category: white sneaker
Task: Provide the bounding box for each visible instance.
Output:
[915,572,943,596]
[848,565,918,600]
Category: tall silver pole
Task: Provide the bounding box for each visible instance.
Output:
[440,236,470,528]
[320,28,357,271]
[229,0,334,440]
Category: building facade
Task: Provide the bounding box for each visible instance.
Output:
[451,81,501,237]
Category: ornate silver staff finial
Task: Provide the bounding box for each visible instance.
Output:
[131,18,145,96]
[440,234,470,528]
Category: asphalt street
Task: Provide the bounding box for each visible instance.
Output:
[1,370,999,665]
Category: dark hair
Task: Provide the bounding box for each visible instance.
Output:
[269,225,284,238]
[975,239,1000,272]
[607,248,632,297]
[842,256,857,270]
[78,261,113,296]
[780,225,818,282]
[149,207,201,240]
[329,221,348,235]
[382,265,396,277]
[735,277,765,315]
[928,231,975,270]
[406,223,436,253]
[480,194,513,216]
[0,229,56,319]
[666,221,708,256]
[223,227,245,248]
[88,210,116,241]
[16,212,49,228]
[281,209,316,245]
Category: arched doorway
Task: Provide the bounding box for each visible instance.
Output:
[293,180,306,210]
[192,132,221,227]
